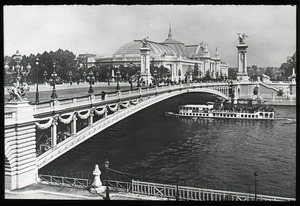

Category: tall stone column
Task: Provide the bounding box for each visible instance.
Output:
[236,37,249,81]
[139,40,152,85]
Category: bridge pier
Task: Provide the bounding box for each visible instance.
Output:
[5,101,38,190]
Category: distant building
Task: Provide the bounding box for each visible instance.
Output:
[92,26,228,82]
[77,53,97,68]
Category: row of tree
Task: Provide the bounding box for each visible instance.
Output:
[4,49,224,85]
[4,49,295,85]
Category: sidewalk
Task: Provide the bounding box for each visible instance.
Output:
[5,183,169,200]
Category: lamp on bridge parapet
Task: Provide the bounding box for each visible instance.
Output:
[137,70,141,87]
[22,63,31,84]
[87,70,95,94]
[49,63,58,100]
[104,159,110,200]
[12,50,23,87]
[107,72,110,86]
[96,72,99,83]
[153,69,158,86]
[116,69,121,90]
[254,171,259,201]
[178,69,181,84]
[35,58,39,103]
[83,71,87,84]
[69,71,73,86]
[43,70,48,85]
[167,70,171,85]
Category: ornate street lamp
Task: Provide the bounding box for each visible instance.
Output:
[107,72,110,86]
[87,70,95,94]
[137,70,141,87]
[178,69,181,84]
[83,71,87,84]
[43,70,48,84]
[254,171,259,201]
[167,70,171,85]
[104,159,110,200]
[153,69,158,86]
[116,69,121,90]
[96,72,99,83]
[21,63,31,83]
[49,63,58,100]
[12,50,23,86]
[35,58,39,103]
[69,71,73,86]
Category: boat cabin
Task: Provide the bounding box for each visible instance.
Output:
[179,103,213,115]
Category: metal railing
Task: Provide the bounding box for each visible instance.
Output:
[38,174,92,189]
[38,174,132,192]
[131,180,295,201]
[104,180,132,192]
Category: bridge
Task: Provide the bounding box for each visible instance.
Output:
[4,81,282,190]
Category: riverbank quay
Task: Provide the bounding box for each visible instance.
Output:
[262,99,296,106]
[4,184,168,200]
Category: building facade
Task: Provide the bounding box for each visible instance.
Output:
[94,27,228,82]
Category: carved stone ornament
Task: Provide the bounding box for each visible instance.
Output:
[7,82,30,102]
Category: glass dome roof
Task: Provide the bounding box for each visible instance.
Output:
[113,41,178,57]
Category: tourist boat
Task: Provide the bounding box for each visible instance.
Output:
[165,100,277,120]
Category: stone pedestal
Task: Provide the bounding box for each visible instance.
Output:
[90,165,106,194]
[5,101,37,190]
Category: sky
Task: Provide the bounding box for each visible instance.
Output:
[4,5,296,67]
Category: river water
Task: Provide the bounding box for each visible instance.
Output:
[40,93,296,198]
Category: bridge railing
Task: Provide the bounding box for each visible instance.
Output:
[38,174,92,189]
[104,180,132,193]
[27,83,230,113]
[131,180,295,201]
[38,174,132,192]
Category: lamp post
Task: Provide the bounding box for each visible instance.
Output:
[87,70,95,94]
[178,69,181,84]
[116,69,121,90]
[153,69,158,86]
[21,63,31,83]
[107,72,110,86]
[43,71,48,85]
[254,171,259,201]
[104,159,110,200]
[83,71,87,84]
[35,58,39,103]
[12,50,23,87]
[69,71,73,86]
[49,63,58,100]
[167,70,171,85]
[137,70,141,87]
[96,72,99,83]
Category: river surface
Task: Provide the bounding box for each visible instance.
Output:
[40,93,296,198]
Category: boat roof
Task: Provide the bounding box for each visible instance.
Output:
[180,104,213,108]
